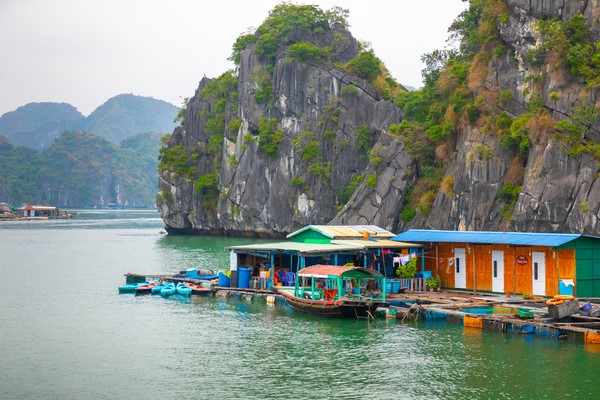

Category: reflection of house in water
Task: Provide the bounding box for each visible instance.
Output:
[227,225,423,288]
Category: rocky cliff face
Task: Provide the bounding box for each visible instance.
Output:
[159,1,600,236]
[412,0,600,234]
[158,15,414,237]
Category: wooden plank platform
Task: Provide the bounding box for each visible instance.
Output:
[390,290,600,342]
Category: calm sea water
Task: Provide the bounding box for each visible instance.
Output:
[1,210,599,399]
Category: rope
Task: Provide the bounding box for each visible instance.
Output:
[402,303,424,322]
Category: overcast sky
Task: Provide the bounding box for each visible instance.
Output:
[0,0,467,117]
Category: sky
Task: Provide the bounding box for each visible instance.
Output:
[0,0,467,117]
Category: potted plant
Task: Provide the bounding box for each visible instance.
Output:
[426,276,441,291]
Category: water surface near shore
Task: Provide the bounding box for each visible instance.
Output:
[1,210,598,399]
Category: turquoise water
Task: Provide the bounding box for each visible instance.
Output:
[1,210,599,399]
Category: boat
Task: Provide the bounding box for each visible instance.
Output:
[160,282,176,296]
[119,281,150,293]
[272,264,389,318]
[151,283,165,294]
[185,281,212,296]
[135,280,161,294]
[176,282,192,296]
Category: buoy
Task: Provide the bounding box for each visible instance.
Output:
[546,298,564,306]
[553,295,575,301]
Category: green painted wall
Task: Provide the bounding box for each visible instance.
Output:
[573,237,600,298]
[290,229,330,243]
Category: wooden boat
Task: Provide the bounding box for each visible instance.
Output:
[272,265,389,319]
[160,282,176,296]
[176,282,192,296]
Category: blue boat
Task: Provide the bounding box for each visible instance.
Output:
[160,282,176,296]
[118,281,150,293]
[151,283,165,294]
[176,282,192,296]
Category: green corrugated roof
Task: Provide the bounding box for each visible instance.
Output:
[226,241,362,255]
[287,225,395,240]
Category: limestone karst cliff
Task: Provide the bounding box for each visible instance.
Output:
[158,1,600,236]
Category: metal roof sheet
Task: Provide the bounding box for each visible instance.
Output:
[287,225,394,239]
[227,241,363,255]
[391,229,599,247]
[332,239,422,248]
[298,264,383,278]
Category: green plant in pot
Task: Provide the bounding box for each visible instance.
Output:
[426,276,441,291]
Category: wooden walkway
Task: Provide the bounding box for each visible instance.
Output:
[389,290,600,344]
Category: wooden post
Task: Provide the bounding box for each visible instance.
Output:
[555,250,559,297]
[436,244,439,279]
[513,246,517,294]
[473,245,477,294]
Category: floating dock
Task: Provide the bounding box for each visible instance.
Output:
[123,273,600,345]
[388,290,600,344]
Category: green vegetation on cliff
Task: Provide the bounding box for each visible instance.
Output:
[229,4,348,71]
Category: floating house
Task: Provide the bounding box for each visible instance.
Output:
[0,203,13,214]
[18,205,59,218]
[392,229,600,298]
[227,225,422,288]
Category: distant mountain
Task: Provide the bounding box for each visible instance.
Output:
[0,103,85,151]
[84,94,178,144]
[0,94,177,151]
[0,131,162,207]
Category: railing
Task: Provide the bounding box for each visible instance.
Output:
[398,277,427,292]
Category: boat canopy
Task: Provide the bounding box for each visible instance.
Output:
[297,264,384,279]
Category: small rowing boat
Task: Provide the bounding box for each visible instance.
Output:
[176,282,192,296]
[160,282,176,296]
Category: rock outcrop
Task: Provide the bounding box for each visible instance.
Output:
[159,1,600,236]
[411,0,600,234]
[158,13,413,237]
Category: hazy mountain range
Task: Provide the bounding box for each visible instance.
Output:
[0,94,178,207]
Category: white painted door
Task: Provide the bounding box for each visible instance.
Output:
[492,250,504,293]
[454,248,466,289]
[532,252,546,296]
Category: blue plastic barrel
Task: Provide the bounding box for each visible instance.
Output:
[385,281,393,294]
[186,268,198,278]
[218,272,231,287]
[559,280,574,296]
[422,271,432,279]
[392,280,400,293]
[238,267,251,289]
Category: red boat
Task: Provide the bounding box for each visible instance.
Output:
[185,281,213,296]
